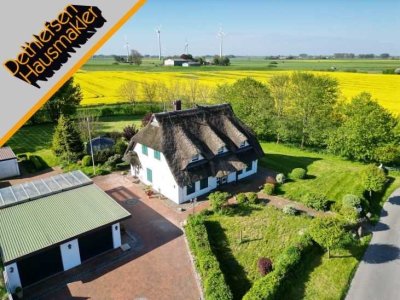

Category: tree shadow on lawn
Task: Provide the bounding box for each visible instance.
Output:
[205,220,252,300]
[260,153,321,175]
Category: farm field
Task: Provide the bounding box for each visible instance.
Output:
[5,116,142,168]
[74,69,400,115]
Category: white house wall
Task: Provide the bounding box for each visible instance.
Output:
[60,239,81,271]
[0,159,20,179]
[180,176,218,203]
[112,223,122,248]
[132,143,180,202]
[4,263,21,293]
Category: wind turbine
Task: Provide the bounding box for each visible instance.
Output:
[124,35,130,62]
[217,27,225,58]
[155,26,162,60]
[184,39,189,55]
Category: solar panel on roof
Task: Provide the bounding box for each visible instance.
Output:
[0,170,93,209]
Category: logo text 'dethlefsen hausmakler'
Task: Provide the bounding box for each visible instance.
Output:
[4,5,106,88]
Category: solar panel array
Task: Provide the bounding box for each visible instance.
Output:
[0,170,92,209]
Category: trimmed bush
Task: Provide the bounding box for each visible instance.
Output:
[247,192,258,204]
[283,205,298,215]
[114,139,128,155]
[289,168,307,179]
[185,215,233,300]
[93,149,114,164]
[243,235,314,300]
[104,154,122,169]
[236,193,248,205]
[276,173,286,184]
[82,155,92,167]
[258,257,273,276]
[263,183,275,195]
[304,193,329,211]
[342,194,361,209]
[209,191,231,212]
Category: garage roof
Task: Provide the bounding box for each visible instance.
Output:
[0,147,17,161]
[0,180,131,264]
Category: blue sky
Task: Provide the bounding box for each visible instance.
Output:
[98,0,400,56]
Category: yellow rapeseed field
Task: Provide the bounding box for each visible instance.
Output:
[74,70,400,115]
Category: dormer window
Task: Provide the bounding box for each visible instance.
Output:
[191,154,200,162]
[240,140,248,148]
[217,146,225,155]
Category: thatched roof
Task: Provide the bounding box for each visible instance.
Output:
[126,104,264,186]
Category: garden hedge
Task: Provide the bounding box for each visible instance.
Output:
[243,234,314,300]
[185,215,233,300]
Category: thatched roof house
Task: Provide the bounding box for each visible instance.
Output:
[126,103,264,203]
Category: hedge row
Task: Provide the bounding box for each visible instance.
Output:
[185,215,233,300]
[243,234,314,300]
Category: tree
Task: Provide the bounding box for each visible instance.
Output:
[213,56,230,66]
[268,74,291,143]
[130,49,143,65]
[380,53,390,59]
[180,54,193,60]
[118,81,137,105]
[214,77,275,137]
[76,110,98,142]
[360,165,387,198]
[309,217,350,258]
[209,191,230,212]
[374,144,400,165]
[52,115,84,164]
[288,72,339,148]
[328,92,397,161]
[141,81,158,103]
[42,78,82,122]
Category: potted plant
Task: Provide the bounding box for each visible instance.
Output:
[144,186,153,197]
[15,286,23,299]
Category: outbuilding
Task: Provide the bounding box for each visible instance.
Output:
[87,136,115,154]
[164,58,188,66]
[0,170,131,293]
[0,147,20,180]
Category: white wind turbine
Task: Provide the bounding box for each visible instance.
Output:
[124,35,130,62]
[155,26,162,60]
[217,26,226,58]
[184,39,189,55]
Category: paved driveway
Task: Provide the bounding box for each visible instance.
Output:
[22,173,201,300]
[346,188,400,300]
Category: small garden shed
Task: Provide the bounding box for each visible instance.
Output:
[0,147,20,180]
[87,136,115,154]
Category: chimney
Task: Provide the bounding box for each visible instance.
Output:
[173,100,182,111]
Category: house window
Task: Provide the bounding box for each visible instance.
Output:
[192,154,199,162]
[237,169,243,175]
[154,150,161,160]
[146,168,153,182]
[186,183,195,195]
[217,146,225,154]
[240,140,247,148]
[142,145,148,155]
[200,178,208,190]
[246,164,252,172]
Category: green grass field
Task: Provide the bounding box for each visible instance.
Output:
[5,116,142,168]
[83,57,400,73]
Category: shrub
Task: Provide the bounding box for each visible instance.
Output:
[243,234,314,300]
[247,192,258,204]
[17,153,28,161]
[114,139,128,155]
[29,155,43,170]
[258,257,273,276]
[209,191,231,212]
[185,215,233,300]
[263,183,275,195]
[276,173,286,184]
[342,194,361,209]
[289,168,307,179]
[100,107,114,116]
[283,205,298,215]
[82,155,92,167]
[93,149,114,164]
[122,125,138,141]
[236,193,248,205]
[303,193,329,211]
[104,154,122,169]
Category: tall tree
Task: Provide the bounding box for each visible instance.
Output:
[141,81,158,103]
[43,77,82,122]
[118,81,137,105]
[214,77,274,137]
[288,72,339,148]
[360,165,387,198]
[328,92,397,161]
[52,115,84,164]
[130,49,143,65]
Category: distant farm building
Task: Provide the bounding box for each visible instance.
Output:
[182,62,201,67]
[87,136,115,154]
[0,147,20,179]
[164,58,188,66]
[0,171,130,292]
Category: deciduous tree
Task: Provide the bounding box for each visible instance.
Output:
[360,165,387,198]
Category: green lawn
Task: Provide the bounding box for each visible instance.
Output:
[6,115,142,168]
[260,143,400,220]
